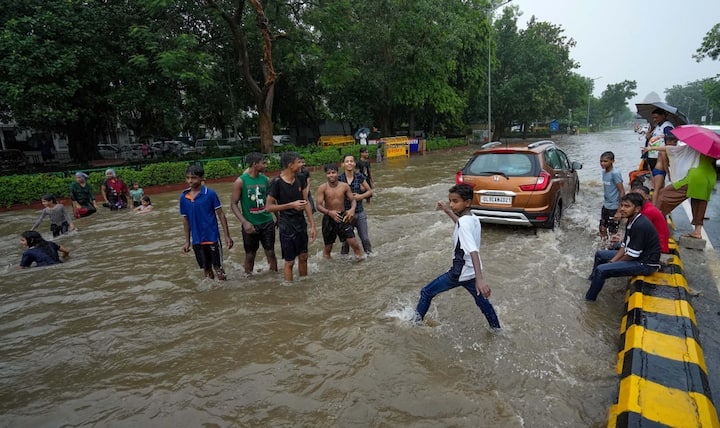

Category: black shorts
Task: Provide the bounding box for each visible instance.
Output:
[192,242,223,270]
[50,222,69,237]
[279,230,308,261]
[242,220,276,253]
[322,214,355,245]
[600,207,619,234]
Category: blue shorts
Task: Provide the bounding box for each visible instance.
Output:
[652,168,666,177]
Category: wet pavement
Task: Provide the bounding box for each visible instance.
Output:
[666,193,720,403]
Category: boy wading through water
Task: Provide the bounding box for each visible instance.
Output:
[315,163,365,260]
[266,152,317,281]
[414,184,500,329]
[180,164,234,280]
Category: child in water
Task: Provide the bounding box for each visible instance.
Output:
[30,194,77,237]
[18,230,70,268]
[413,184,500,329]
[134,195,154,213]
[129,182,144,208]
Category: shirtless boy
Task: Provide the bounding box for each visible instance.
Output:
[315,163,365,259]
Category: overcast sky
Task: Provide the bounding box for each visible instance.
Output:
[505,0,718,109]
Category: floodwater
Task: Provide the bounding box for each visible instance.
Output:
[0,130,716,427]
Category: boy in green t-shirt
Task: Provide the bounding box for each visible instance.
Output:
[231,152,278,274]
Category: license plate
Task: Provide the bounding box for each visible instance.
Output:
[480,195,512,205]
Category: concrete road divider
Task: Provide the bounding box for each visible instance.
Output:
[608,239,720,427]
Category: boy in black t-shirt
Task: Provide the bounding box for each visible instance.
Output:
[266,152,317,281]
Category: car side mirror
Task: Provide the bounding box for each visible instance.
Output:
[572,161,582,170]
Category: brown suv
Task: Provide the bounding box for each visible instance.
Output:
[455,140,582,229]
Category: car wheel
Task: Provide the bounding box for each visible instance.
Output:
[544,200,562,230]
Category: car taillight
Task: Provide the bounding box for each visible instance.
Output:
[455,171,463,184]
[519,171,551,191]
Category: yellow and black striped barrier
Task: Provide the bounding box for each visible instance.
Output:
[608,240,720,427]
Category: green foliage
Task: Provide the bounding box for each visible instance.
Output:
[203,159,241,179]
[425,138,466,151]
[694,23,720,62]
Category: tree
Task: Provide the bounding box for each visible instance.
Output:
[492,10,579,138]
[666,80,714,124]
[0,0,137,161]
[598,80,637,127]
[694,23,720,62]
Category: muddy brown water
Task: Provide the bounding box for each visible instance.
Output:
[1,131,717,427]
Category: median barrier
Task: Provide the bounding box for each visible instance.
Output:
[382,136,410,159]
[608,238,719,427]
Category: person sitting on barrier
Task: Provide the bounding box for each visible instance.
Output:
[630,185,670,253]
[586,192,661,301]
[642,108,674,205]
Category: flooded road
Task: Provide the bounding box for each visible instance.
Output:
[1,129,718,427]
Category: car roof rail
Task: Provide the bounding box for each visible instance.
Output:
[481,141,503,149]
[527,140,555,149]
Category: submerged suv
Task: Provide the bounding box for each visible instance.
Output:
[455,140,582,229]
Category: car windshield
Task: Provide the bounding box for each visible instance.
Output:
[467,152,536,177]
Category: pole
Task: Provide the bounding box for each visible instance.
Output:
[487,0,512,142]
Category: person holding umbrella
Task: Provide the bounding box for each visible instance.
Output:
[642,128,716,240]
[644,108,675,202]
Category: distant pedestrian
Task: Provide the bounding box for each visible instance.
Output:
[180,164,234,280]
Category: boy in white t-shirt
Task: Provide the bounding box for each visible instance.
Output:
[413,184,500,329]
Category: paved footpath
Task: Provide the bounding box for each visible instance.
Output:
[670,192,720,403]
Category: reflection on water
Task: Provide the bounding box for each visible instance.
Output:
[1,131,649,426]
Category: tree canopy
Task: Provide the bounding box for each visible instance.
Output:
[1,0,712,160]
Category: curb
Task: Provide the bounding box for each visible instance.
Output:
[608,239,720,427]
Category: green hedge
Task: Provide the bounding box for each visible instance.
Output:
[0,138,467,207]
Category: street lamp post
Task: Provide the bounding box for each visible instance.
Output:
[586,76,602,133]
[486,0,512,142]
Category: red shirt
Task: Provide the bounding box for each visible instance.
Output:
[642,201,670,253]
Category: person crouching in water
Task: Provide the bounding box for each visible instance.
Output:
[413,184,500,329]
[19,230,70,268]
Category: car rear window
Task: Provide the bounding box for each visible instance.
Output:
[467,152,536,177]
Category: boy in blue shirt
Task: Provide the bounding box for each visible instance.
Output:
[600,151,625,245]
[180,164,234,280]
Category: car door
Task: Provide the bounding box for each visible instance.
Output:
[544,148,570,200]
[546,148,576,203]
